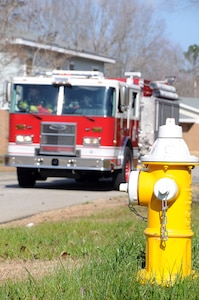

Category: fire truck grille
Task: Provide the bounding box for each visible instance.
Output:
[40,122,76,155]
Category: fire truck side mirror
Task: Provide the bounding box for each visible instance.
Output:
[5,81,12,104]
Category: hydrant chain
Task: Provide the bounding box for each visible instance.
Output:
[128,203,147,222]
[161,199,168,241]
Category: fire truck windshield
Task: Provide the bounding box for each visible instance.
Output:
[11,84,116,117]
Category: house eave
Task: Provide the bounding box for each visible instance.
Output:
[11,37,116,64]
[180,102,199,114]
[179,118,196,124]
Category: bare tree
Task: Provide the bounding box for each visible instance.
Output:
[47,0,173,78]
[183,44,199,97]
[1,0,182,76]
[0,0,27,105]
[0,0,26,68]
[1,0,197,97]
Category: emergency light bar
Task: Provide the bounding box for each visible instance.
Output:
[124,72,142,78]
[35,71,53,77]
[124,72,142,86]
[52,70,104,78]
[51,70,104,85]
[52,75,70,85]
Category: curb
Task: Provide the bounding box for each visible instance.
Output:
[0,165,15,173]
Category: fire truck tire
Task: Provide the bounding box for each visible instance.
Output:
[17,167,36,188]
[112,147,133,190]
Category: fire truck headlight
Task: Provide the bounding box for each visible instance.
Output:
[16,135,33,144]
[83,137,101,147]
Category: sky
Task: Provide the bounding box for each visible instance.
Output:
[151,0,199,51]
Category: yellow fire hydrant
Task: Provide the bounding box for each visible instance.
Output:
[120,118,199,285]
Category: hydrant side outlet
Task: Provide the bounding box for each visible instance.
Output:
[137,171,155,206]
[128,170,139,203]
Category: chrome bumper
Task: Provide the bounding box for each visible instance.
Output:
[5,154,120,172]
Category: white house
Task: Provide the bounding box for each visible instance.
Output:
[0,34,115,108]
[179,97,199,154]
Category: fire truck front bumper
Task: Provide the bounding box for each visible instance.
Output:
[5,154,120,173]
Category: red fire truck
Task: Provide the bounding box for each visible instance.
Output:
[4,70,179,189]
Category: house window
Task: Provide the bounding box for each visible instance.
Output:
[26,58,33,75]
[69,62,75,70]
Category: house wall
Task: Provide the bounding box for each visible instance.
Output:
[180,122,199,155]
[64,57,104,72]
[0,110,9,158]
[0,53,25,108]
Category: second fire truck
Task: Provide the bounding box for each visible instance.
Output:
[5,70,179,189]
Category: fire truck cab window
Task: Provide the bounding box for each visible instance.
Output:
[11,84,116,117]
[63,86,115,117]
[12,84,58,114]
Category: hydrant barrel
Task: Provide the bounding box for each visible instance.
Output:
[128,119,199,285]
[141,164,194,285]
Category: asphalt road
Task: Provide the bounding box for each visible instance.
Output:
[0,171,122,224]
[0,165,199,224]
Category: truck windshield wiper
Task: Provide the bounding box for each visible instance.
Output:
[30,112,42,120]
[83,115,95,122]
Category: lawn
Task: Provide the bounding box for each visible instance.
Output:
[0,196,199,299]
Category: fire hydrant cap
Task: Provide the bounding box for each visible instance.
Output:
[142,118,199,163]
[154,178,178,201]
[158,118,182,138]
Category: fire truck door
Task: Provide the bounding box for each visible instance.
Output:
[129,89,139,142]
[118,87,127,135]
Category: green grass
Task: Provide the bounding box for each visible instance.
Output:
[0,202,199,299]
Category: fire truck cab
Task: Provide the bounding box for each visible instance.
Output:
[5,70,141,189]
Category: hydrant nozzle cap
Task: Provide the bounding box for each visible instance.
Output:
[119,183,128,192]
[154,178,178,201]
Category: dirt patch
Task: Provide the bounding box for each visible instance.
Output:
[0,258,59,283]
[0,255,83,284]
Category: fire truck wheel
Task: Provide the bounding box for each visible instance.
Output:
[113,147,133,190]
[17,167,36,188]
